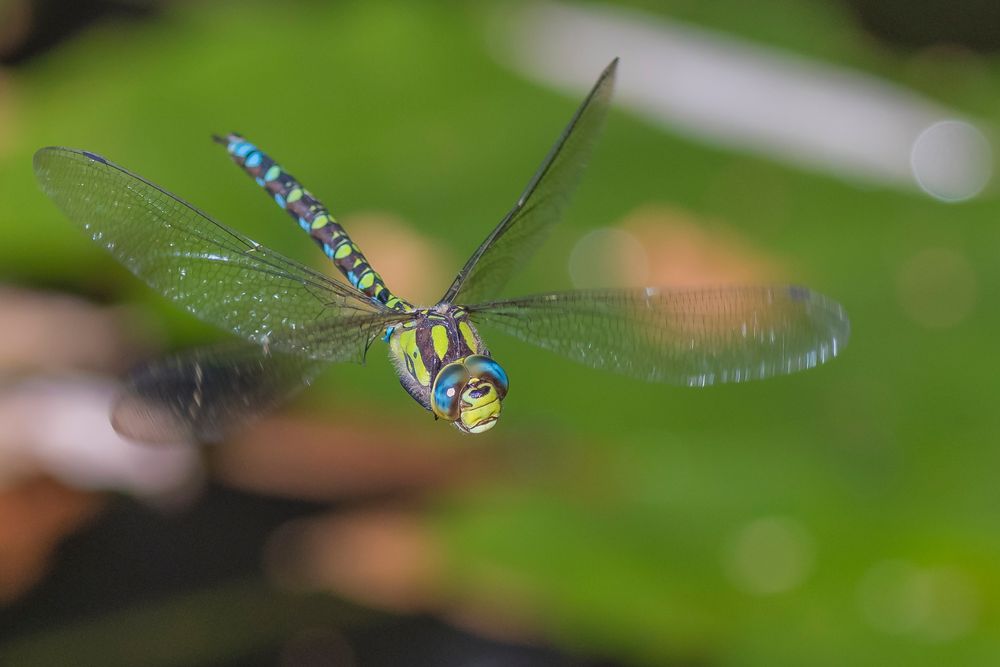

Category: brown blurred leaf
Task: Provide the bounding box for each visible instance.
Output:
[621,204,783,287]
[215,413,495,502]
[0,2,32,62]
[0,286,146,374]
[265,508,441,614]
[0,476,102,604]
[265,507,544,645]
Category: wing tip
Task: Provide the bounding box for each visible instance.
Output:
[111,392,198,445]
[782,284,851,354]
[33,146,109,172]
[599,57,620,86]
[81,150,108,164]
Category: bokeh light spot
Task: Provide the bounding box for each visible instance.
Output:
[619,204,781,287]
[724,516,814,595]
[568,226,648,289]
[858,561,980,642]
[895,247,976,329]
[911,120,992,202]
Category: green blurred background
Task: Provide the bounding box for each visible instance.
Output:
[1,0,999,665]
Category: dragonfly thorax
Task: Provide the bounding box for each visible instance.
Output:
[387,305,507,433]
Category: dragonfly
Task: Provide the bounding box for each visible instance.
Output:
[33,59,849,442]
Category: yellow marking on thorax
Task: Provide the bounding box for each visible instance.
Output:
[397,328,430,385]
[431,325,450,360]
[458,321,478,353]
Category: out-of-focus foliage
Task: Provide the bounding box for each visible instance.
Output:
[2,1,1000,666]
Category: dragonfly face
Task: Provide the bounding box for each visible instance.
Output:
[387,306,508,433]
[431,355,509,433]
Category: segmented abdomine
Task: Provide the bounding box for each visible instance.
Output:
[217,133,411,312]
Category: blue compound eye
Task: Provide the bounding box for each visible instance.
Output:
[465,355,509,400]
[431,362,471,421]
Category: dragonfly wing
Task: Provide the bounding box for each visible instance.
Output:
[468,286,850,386]
[34,147,389,361]
[441,59,617,305]
[112,343,321,444]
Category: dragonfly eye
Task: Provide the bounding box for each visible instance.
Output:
[465,355,509,399]
[431,362,470,421]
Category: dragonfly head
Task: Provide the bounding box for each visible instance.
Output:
[431,355,509,434]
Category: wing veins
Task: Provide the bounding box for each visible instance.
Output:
[440,59,618,305]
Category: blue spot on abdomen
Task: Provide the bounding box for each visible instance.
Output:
[234,142,256,158]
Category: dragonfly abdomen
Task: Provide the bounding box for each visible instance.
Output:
[216,132,411,312]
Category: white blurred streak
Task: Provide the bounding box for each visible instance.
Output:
[497,2,993,195]
[0,286,141,373]
[0,376,200,499]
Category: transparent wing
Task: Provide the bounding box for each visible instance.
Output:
[441,59,617,305]
[112,343,322,444]
[33,147,400,360]
[468,286,849,386]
